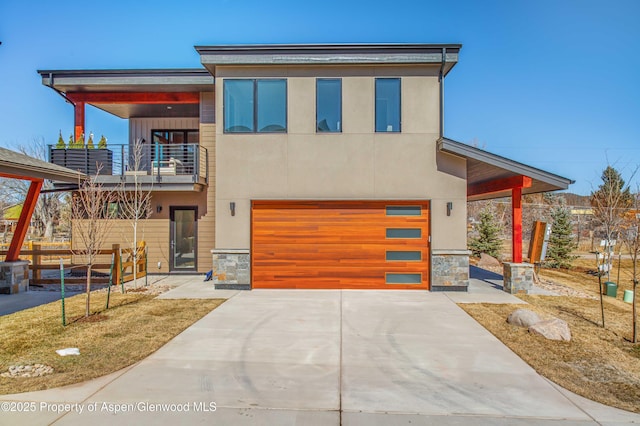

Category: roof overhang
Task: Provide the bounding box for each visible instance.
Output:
[195,43,461,76]
[0,147,84,183]
[37,69,213,118]
[437,137,574,201]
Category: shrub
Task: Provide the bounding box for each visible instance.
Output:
[469,208,502,258]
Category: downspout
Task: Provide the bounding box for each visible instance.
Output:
[438,47,447,139]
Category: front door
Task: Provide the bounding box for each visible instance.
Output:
[170,206,197,272]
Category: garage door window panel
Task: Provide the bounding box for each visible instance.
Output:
[386,228,422,239]
[386,251,422,261]
[386,273,422,284]
[386,206,421,216]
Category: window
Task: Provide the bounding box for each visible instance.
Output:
[375,78,401,132]
[386,206,421,216]
[386,251,422,261]
[150,130,199,174]
[316,79,341,132]
[224,79,287,133]
[386,228,422,239]
[386,273,422,284]
[151,130,199,145]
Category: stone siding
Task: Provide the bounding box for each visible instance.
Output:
[0,261,29,294]
[211,249,250,290]
[431,250,469,291]
[503,262,534,294]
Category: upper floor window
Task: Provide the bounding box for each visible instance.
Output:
[316,79,341,132]
[224,79,287,133]
[375,78,401,132]
[152,130,199,145]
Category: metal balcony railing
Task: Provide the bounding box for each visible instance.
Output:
[48,143,208,182]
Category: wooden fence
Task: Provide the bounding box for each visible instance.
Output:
[0,242,147,286]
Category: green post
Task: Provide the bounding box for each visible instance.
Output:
[60,258,66,326]
[119,248,125,294]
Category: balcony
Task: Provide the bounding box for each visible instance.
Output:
[48,143,208,191]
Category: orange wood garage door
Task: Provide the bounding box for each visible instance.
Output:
[251,200,430,289]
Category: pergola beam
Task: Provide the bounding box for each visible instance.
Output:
[66,92,200,104]
[468,175,532,197]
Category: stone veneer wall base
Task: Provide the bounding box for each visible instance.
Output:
[503,262,534,294]
[431,249,470,292]
[0,261,29,294]
[211,249,251,290]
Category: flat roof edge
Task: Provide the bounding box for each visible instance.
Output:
[195,43,462,52]
[37,69,209,76]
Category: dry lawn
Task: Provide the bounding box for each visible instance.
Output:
[0,290,224,395]
[541,256,638,299]
[461,260,640,413]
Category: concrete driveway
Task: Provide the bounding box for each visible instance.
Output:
[2,285,639,425]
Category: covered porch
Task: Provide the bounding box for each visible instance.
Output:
[0,147,83,293]
[438,137,574,263]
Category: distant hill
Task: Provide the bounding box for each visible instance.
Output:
[560,192,591,207]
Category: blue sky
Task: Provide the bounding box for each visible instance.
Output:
[0,0,638,196]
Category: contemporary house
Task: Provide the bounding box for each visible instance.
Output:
[39,43,572,291]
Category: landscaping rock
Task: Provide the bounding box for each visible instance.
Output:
[1,364,54,378]
[478,253,501,268]
[507,309,541,328]
[529,318,571,341]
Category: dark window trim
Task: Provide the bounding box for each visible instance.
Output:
[316,78,342,134]
[223,78,288,134]
[375,77,402,133]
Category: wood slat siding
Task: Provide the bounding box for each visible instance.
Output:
[197,122,216,272]
[251,200,430,289]
[200,92,215,124]
[73,219,169,273]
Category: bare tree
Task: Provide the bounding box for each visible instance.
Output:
[621,189,639,343]
[0,138,65,240]
[590,166,635,280]
[118,138,152,287]
[71,167,116,317]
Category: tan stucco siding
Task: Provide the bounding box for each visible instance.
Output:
[215,66,467,252]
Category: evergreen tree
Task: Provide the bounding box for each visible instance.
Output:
[468,208,502,258]
[56,130,66,148]
[545,206,577,268]
[97,135,107,149]
[86,132,95,149]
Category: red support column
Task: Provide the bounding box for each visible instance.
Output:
[74,101,85,141]
[512,186,523,263]
[6,180,43,261]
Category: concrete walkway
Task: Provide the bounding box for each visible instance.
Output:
[1,281,639,425]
